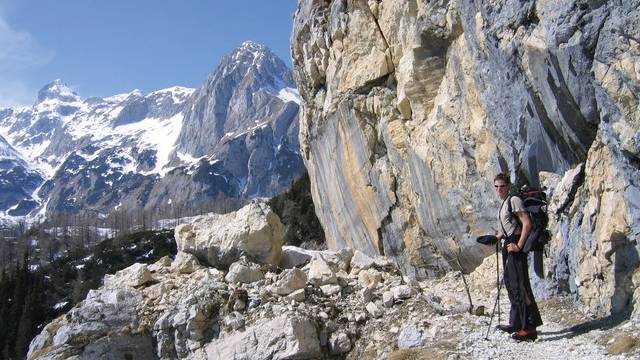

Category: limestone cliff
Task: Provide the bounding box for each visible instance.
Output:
[291,0,639,318]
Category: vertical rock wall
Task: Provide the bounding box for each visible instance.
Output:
[292,0,640,317]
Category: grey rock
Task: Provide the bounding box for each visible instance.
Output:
[224,261,264,284]
[170,252,203,274]
[392,285,414,300]
[320,284,342,296]
[205,315,321,360]
[398,323,425,349]
[308,256,338,286]
[366,302,383,318]
[382,291,394,308]
[329,332,352,355]
[271,268,308,295]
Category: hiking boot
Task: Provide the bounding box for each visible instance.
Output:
[511,329,537,342]
[495,324,515,333]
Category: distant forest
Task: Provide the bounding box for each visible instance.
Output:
[0,194,243,270]
[0,230,176,360]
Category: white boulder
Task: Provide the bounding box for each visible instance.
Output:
[175,201,284,268]
[103,263,151,289]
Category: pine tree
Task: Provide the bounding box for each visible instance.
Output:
[0,269,9,360]
[14,302,32,359]
[72,270,88,304]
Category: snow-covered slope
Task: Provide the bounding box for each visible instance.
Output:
[0,41,303,221]
[0,135,44,221]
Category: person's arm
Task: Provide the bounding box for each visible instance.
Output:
[516,211,532,250]
[507,211,532,252]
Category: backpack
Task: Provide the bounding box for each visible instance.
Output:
[507,186,551,277]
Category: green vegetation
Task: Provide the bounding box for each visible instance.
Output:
[268,171,326,249]
[0,229,176,360]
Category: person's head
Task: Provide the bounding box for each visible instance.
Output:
[494,173,510,200]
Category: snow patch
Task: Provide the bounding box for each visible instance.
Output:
[277,87,301,104]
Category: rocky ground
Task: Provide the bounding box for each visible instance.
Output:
[28,248,639,360]
[382,255,640,360]
[26,202,639,359]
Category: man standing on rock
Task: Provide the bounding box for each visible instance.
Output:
[494,173,543,341]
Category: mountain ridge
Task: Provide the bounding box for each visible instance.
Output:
[0,41,304,223]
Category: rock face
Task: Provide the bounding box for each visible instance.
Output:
[292,0,640,317]
[174,200,285,268]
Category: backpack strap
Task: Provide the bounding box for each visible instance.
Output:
[501,196,523,238]
[499,197,510,238]
[508,195,523,227]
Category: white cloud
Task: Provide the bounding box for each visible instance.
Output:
[0,16,54,108]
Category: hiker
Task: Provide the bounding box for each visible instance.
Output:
[494,173,543,341]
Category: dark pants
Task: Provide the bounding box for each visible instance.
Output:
[502,236,543,330]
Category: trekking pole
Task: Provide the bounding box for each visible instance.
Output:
[485,239,503,340]
[496,239,501,325]
[455,252,473,313]
[485,275,504,340]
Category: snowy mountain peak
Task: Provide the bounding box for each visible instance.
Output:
[237,40,268,57]
[36,79,80,105]
[0,134,23,162]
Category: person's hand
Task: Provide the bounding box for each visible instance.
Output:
[506,243,520,253]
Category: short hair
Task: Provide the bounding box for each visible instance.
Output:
[494,173,510,185]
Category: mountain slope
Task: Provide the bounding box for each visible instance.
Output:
[0,41,304,220]
[0,134,44,219]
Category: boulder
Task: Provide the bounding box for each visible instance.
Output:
[271,268,308,295]
[103,263,151,288]
[224,261,264,284]
[398,323,425,349]
[27,288,150,359]
[308,256,337,286]
[287,289,306,303]
[175,201,284,268]
[350,251,375,274]
[149,256,173,272]
[280,246,317,268]
[329,332,352,355]
[326,248,354,272]
[358,268,382,289]
[392,285,414,300]
[205,316,321,359]
[320,284,342,296]
[170,252,203,274]
[280,246,353,272]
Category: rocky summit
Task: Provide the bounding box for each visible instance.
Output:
[291,0,640,319]
[27,201,640,359]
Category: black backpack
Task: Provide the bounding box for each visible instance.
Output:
[507,186,551,277]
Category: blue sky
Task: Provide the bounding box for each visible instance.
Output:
[0,0,297,107]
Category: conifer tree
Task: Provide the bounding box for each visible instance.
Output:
[14,302,32,359]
